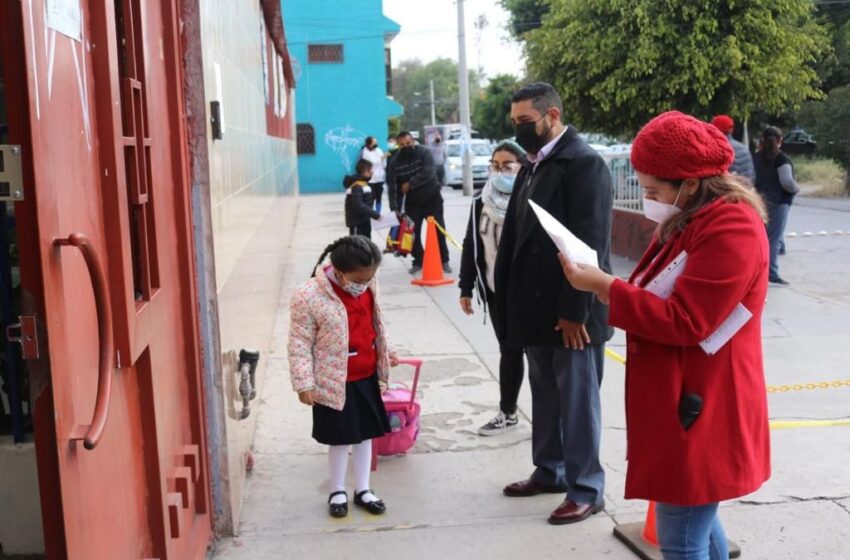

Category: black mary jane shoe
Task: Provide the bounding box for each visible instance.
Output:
[328,491,348,518]
[354,489,386,515]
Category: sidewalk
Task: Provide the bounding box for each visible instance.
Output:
[212,191,850,560]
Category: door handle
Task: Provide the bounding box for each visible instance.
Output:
[55,233,114,450]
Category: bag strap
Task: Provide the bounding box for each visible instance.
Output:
[395,358,422,406]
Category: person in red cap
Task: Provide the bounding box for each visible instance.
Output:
[711,115,755,184]
[557,111,771,559]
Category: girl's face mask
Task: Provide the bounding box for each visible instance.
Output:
[491,172,517,194]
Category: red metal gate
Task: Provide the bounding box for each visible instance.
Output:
[6,1,212,557]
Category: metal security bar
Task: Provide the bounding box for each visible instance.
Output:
[605,152,643,212]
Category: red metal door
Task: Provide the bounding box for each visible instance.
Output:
[14,1,211,558]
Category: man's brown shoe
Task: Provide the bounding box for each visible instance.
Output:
[503,479,568,497]
[548,499,605,525]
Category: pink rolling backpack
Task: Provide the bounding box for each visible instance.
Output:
[371,358,422,470]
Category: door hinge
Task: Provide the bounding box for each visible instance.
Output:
[6,315,39,360]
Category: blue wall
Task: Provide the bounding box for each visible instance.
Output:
[283,0,403,193]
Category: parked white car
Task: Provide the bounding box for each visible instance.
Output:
[445,140,493,189]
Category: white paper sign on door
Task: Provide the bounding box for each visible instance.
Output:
[47,0,82,42]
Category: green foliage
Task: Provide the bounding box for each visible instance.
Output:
[815,5,850,93]
[388,117,401,138]
[391,58,481,134]
[797,85,850,192]
[499,0,549,40]
[524,0,829,137]
[473,74,521,140]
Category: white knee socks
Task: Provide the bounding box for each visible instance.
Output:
[328,445,349,504]
[351,440,378,503]
[327,440,378,504]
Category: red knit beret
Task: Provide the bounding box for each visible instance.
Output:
[631,111,735,179]
[711,115,735,134]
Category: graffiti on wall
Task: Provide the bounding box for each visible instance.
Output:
[324,125,366,171]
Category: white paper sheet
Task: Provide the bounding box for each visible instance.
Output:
[528,200,598,268]
[371,212,400,231]
[699,303,753,355]
[644,251,688,299]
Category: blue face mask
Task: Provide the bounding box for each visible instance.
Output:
[491,172,517,194]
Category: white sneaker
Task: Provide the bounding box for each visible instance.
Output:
[478,412,519,436]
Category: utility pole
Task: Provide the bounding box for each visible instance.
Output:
[429,79,436,126]
[457,0,473,196]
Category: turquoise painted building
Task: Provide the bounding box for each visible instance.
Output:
[282,0,403,193]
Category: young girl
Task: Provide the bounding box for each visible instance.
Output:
[288,235,398,518]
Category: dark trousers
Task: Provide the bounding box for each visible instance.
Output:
[486,290,524,415]
[766,201,790,280]
[406,197,449,266]
[526,344,605,506]
[436,165,446,186]
[370,182,384,213]
[350,222,372,238]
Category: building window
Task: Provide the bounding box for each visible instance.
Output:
[297,124,316,155]
[385,48,392,95]
[308,44,344,64]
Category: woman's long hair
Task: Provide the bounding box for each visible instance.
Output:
[658,174,767,244]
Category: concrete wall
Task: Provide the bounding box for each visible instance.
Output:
[612,209,656,261]
[284,0,403,192]
[197,0,298,534]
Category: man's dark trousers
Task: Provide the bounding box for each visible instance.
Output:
[406,196,449,266]
[526,343,605,506]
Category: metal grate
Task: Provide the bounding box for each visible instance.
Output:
[296,124,315,155]
[606,152,643,212]
[308,44,343,64]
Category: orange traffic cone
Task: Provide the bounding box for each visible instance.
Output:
[412,216,454,287]
[641,501,659,546]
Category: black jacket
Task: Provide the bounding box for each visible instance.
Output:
[344,174,380,227]
[493,127,614,348]
[386,145,442,211]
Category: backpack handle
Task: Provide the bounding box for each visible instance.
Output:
[395,358,422,406]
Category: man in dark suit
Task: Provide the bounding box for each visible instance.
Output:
[493,83,613,525]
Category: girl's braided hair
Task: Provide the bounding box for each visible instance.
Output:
[311,235,382,278]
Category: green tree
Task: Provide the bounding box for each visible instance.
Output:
[391,58,481,134]
[815,4,850,93]
[499,0,549,40]
[473,74,521,140]
[388,117,401,138]
[524,0,829,137]
[797,85,850,192]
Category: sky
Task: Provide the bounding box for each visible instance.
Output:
[383,0,526,81]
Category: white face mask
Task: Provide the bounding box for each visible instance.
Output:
[342,281,370,297]
[642,187,684,224]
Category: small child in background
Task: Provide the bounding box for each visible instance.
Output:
[288,235,398,518]
[344,159,381,238]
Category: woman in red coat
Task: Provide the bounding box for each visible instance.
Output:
[559,111,771,559]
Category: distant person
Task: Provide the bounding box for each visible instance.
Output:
[494,82,613,525]
[753,126,799,286]
[289,235,399,519]
[711,115,756,184]
[428,134,449,186]
[360,136,387,213]
[386,131,451,274]
[458,141,527,436]
[558,110,770,560]
[344,159,380,238]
